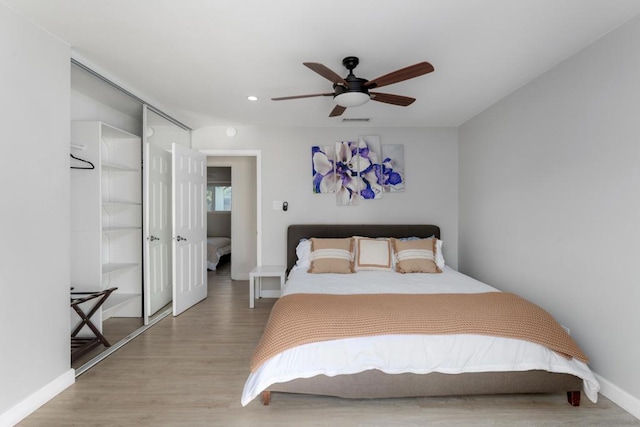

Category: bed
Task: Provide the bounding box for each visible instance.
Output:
[241,224,599,407]
[207,236,231,270]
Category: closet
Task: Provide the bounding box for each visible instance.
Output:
[70,121,143,342]
[69,60,206,373]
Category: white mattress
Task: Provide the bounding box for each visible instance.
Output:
[241,266,600,406]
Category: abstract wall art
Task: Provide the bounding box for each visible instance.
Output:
[311,145,336,194]
[381,144,405,192]
[357,136,383,200]
[334,141,359,206]
[312,135,404,205]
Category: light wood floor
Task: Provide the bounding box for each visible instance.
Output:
[21,263,639,426]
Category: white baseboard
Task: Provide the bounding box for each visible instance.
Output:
[0,369,75,427]
[2,358,637,425]
[596,372,640,420]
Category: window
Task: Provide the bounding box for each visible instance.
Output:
[207,185,232,212]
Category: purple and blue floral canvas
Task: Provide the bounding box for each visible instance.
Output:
[312,145,337,194]
[334,141,359,205]
[312,136,404,205]
[381,144,405,192]
[356,136,383,200]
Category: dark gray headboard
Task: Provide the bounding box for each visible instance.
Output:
[287,224,440,272]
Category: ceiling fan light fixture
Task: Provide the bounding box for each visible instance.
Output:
[334,91,370,108]
[272,57,433,117]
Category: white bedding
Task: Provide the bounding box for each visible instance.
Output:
[241,266,600,406]
[283,265,498,296]
[207,237,231,270]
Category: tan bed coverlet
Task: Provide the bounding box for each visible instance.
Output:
[250,292,588,372]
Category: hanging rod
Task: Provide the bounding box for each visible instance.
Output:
[71,58,192,131]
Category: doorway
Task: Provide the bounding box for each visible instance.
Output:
[203,151,261,280]
[206,166,232,272]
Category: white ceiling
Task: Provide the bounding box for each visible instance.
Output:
[5,0,640,128]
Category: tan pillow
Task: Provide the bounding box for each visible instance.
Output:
[355,237,392,271]
[392,237,441,274]
[308,238,354,273]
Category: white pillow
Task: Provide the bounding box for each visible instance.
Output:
[295,238,311,269]
[355,237,393,271]
[435,239,445,269]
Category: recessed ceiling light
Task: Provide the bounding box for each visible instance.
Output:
[247,95,258,101]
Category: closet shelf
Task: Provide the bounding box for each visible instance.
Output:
[102,162,138,172]
[102,201,142,207]
[102,292,141,319]
[72,120,143,339]
[102,262,139,274]
[102,226,142,232]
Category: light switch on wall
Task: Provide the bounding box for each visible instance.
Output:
[272,201,283,210]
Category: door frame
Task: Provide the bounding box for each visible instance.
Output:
[200,150,262,268]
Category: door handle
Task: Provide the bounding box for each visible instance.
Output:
[148,235,160,242]
[176,235,187,242]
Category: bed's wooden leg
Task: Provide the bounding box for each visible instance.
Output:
[567,391,581,406]
[261,390,271,406]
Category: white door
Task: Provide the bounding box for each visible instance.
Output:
[172,143,207,316]
[143,140,172,323]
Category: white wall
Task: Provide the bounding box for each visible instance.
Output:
[459,14,640,417]
[0,2,73,423]
[71,89,141,136]
[194,127,459,269]
[207,212,231,237]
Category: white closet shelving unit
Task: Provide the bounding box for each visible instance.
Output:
[71,121,142,332]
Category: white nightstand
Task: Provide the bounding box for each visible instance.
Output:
[249,265,286,308]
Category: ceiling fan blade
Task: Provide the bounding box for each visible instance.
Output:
[369,92,416,106]
[329,105,346,117]
[271,93,334,101]
[364,62,434,89]
[304,62,349,87]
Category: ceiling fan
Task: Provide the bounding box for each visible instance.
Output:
[272,56,434,117]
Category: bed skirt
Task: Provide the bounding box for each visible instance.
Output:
[268,369,583,400]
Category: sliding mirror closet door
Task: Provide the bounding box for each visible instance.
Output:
[143,107,191,323]
[70,61,195,372]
